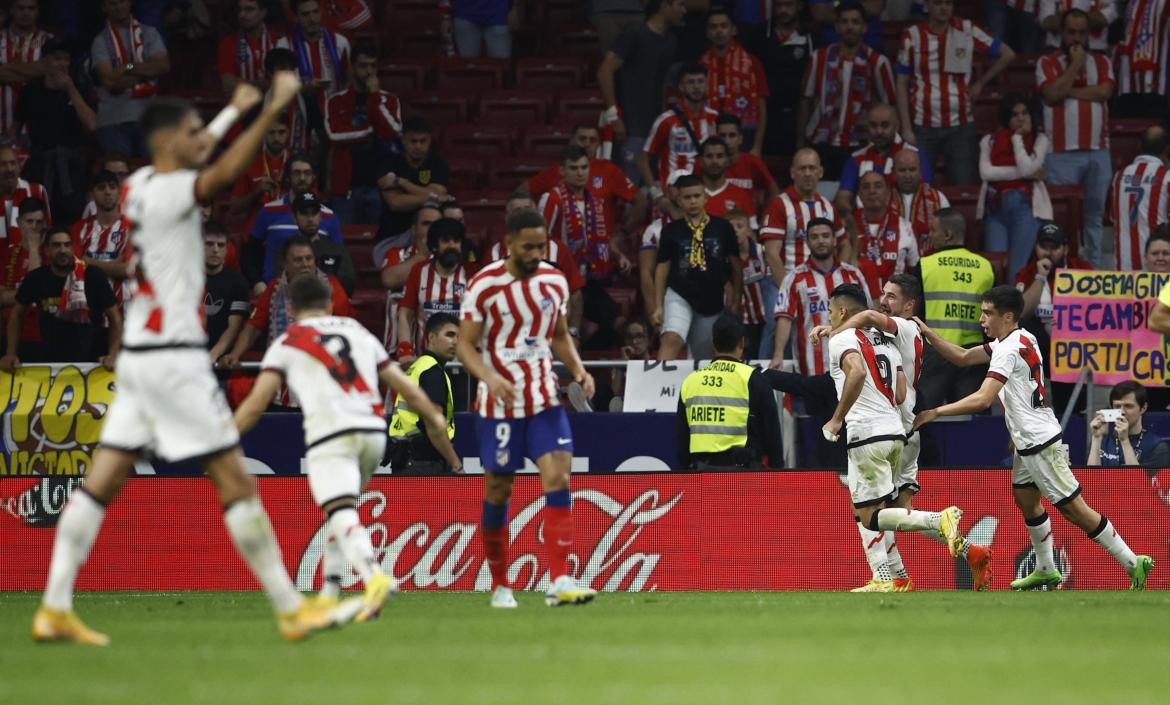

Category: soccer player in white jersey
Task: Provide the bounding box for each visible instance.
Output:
[31,73,356,645]
[456,207,597,609]
[813,275,992,591]
[822,283,964,593]
[915,285,1155,591]
[233,274,460,621]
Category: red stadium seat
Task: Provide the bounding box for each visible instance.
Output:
[435,59,508,91]
[522,125,575,158]
[764,156,792,188]
[401,93,468,127]
[342,224,376,243]
[515,57,587,91]
[487,157,546,185]
[445,155,486,193]
[997,54,1044,93]
[979,250,1009,285]
[556,25,601,57]
[378,61,431,93]
[542,0,586,30]
[389,30,442,58]
[350,289,389,340]
[1047,184,1085,260]
[475,90,551,125]
[554,89,606,127]
[973,91,1005,134]
[441,125,517,158]
[881,21,912,58]
[460,192,511,233]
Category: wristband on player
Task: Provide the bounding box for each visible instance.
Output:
[396,341,415,359]
[206,105,241,141]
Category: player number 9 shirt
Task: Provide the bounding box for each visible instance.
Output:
[828,328,906,443]
[460,259,570,419]
[985,328,1062,452]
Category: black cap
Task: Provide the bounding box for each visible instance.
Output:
[1036,221,1066,245]
[292,191,321,213]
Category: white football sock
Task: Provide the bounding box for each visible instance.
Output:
[224,497,302,614]
[884,532,909,579]
[1025,513,1056,574]
[1089,518,1138,573]
[43,489,105,611]
[328,508,379,582]
[876,508,939,532]
[857,522,892,582]
[320,536,344,599]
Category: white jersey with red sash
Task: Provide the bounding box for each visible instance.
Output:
[0,28,51,134]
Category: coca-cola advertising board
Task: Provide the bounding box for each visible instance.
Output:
[2,470,1168,591]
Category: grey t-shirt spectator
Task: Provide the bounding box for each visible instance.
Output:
[611,22,677,139]
[90,23,167,127]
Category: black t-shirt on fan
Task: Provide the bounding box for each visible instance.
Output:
[656,215,739,316]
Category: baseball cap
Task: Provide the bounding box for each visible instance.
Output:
[292,191,321,213]
[1036,221,1066,245]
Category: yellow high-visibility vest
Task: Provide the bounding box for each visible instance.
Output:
[680,359,754,454]
[389,354,454,440]
[921,247,994,346]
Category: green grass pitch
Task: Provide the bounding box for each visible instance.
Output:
[3,590,1169,705]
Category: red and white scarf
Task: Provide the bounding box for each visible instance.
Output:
[855,205,903,282]
[1121,0,1161,71]
[703,40,762,124]
[555,183,610,278]
[895,183,945,255]
[57,258,90,324]
[105,18,158,98]
[236,28,275,82]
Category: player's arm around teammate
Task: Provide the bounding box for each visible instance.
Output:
[910,315,996,429]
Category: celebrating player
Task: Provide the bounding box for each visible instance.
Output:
[812,275,992,591]
[914,286,1155,590]
[822,284,964,592]
[456,207,598,609]
[233,274,459,620]
[31,73,357,645]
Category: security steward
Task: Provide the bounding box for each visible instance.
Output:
[916,207,994,409]
[388,312,464,474]
[676,313,783,469]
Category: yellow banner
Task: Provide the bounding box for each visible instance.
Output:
[0,364,115,476]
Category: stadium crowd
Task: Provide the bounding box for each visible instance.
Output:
[0,0,1167,426]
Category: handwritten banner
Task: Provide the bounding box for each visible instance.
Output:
[1051,269,1170,386]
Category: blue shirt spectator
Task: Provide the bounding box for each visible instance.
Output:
[249,193,343,284]
[1088,381,1170,469]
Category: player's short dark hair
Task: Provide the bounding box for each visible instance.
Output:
[711,312,744,354]
[887,273,923,303]
[1110,380,1149,408]
[46,226,72,243]
[561,144,589,164]
[288,273,332,312]
[506,207,546,236]
[1146,224,1170,252]
[427,217,466,252]
[426,311,459,336]
[91,169,120,189]
[572,122,601,137]
[674,174,703,191]
[715,113,742,131]
[283,234,315,258]
[678,62,707,81]
[835,0,867,21]
[352,41,377,62]
[830,284,868,311]
[981,285,1024,320]
[700,136,728,155]
[1061,7,1089,27]
[806,217,835,236]
[265,47,297,74]
[17,196,47,218]
[402,116,431,135]
[140,98,195,140]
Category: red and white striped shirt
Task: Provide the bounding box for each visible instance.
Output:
[741,240,769,325]
[1,179,50,241]
[644,104,720,189]
[1038,0,1116,50]
[460,259,570,419]
[897,19,1001,128]
[381,243,417,271]
[1036,50,1113,152]
[0,28,50,135]
[72,214,132,302]
[775,259,871,375]
[1115,0,1170,96]
[216,28,281,83]
[486,237,586,292]
[840,136,925,192]
[1110,155,1170,270]
[802,44,895,147]
[400,258,469,352]
[760,187,846,273]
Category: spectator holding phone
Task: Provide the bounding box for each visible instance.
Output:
[1087,381,1169,468]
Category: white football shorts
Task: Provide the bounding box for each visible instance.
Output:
[847,438,902,508]
[305,431,387,506]
[894,430,921,496]
[1013,442,1081,505]
[99,349,239,462]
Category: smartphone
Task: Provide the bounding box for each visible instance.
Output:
[1098,409,1123,423]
